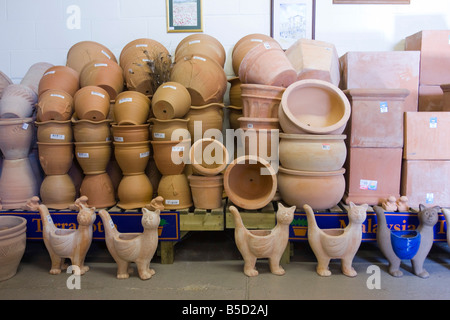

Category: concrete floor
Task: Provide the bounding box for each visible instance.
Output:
[1,230,450,301]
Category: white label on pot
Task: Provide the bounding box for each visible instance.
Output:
[172,146,184,152]
[22,123,29,130]
[193,56,206,62]
[91,91,105,99]
[101,50,111,59]
[163,85,177,90]
[165,199,179,205]
[154,132,165,138]
[140,151,150,158]
[50,93,65,99]
[360,179,377,191]
[426,193,434,204]
[136,44,148,48]
[77,152,89,158]
[119,97,133,104]
[263,42,271,49]
[380,101,388,113]
[114,136,124,142]
[108,219,115,229]
[430,117,437,128]
[43,70,56,76]
[142,59,151,62]
[322,144,331,150]
[94,63,108,67]
[50,134,65,140]
[189,40,201,45]
[251,39,263,42]
[47,215,53,223]
[247,123,254,129]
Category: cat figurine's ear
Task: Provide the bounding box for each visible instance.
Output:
[361,203,369,211]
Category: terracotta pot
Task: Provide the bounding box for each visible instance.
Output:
[38,65,80,97]
[239,42,297,88]
[36,89,74,121]
[238,117,280,130]
[72,118,112,142]
[184,103,224,141]
[157,174,192,210]
[227,105,243,130]
[151,82,191,120]
[0,159,39,210]
[279,133,347,172]
[277,166,346,211]
[123,56,154,96]
[279,79,351,135]
[149,118,190,141]
[40,174,76,210]
[0,70,13,99]
[75,141,112,174]
[170,55,227,105]
[114,141,151,175]
[117,173,153,210]
[188,174,224,209]
[80,173,116,209]
[80,59,124,100]
[151,139,190,175]
[111,123,149,143]
[0,84,37,119]
[37,142,74,175]
[232,33,279,76]
[119,38,171,68]
[114,91,151,125]
[35,120,73,143]
[73,86,111,121]
[189,138,229,176]
[175,34,226,68]
[237,128,279,161]
[224,155,277,210]
[21,62,54,94]
[0,118,34,160]
[0,216,27,281]
[241,83,285,118]
[228,77,242,107]
[67,41,117,74]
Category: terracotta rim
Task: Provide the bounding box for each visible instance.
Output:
[0,117,33,125]
[0,216,27,240]
[278,166,346,177]
[190,102,225,110]
[279,133,347,140]
[189,138,229,176]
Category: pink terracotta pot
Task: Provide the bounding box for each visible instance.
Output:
[113,91,151,125]
[73,86,111,121]
[67,41,117,74]
[35,120,73,143]
[111,123,149,143]
[21,62,54,94]
[0,216,27,281]
[189,138,230,176]
[151,82,191,120]
[240,83,285,118]
[80,172,116,209]
[0,70,13,99]
[36,89,74,121]
[0,118,34,160]
[39,174,76,210]
[188,174,224,209]
[80,59,124,100]
[117,173,153,210]
[151,139,190,175]
[37,142,74,175]
[157,174,192,210]
[0,84,37,119]
[238,128,279,162]
[175,34,226,68]
[238,117,280,130]
[38,65,80,97]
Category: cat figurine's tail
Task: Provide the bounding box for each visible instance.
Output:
[99,209,120,239]
[442,208,450,247]
[304,204,319,231]
[38,203,57,235]
[229,206,245,229]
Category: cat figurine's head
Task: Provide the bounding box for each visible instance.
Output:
[348,202,368,224]
[276,203,296,225]
[77,205,96,226]
[418,204,440,227]
[142,207,161,229]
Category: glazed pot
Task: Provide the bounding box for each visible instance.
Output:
[151,139,190,175]
[175,34,226,68]
[0,84,37,119]
[188,174,224,209]
[36,89,74,121]
[227,105,243,130]
[151,82,191,120]
[114,91,151,125]
[238,117,280,130]
[277,166,346,211]
[0,216,27,281]
[279,79,351,135]
[184,103,224,141]
[149,118,190,141]
[224,155,277,210]
[114,141,151,175]
[239,42,297,88]
[111,123,149,143]
[241,83,285,118]
[390,230,421,260]
[67,41,117,74]
[40,174,76,210]
[157,174,192,210]
[0,118,34,160]
[170,55,227,106]
[228,77,243,107]
[279,133,347,172]
[37,142,74,175]
[189,138,229,176]
[72,118,112,142]
[73,85,111,121]
[35,120,73,143]
[80,59,124,100]
[117,173,153,210]
[38,65,80,97]
[21,62,54,94]
[75,141,112,174]
[80,173,116,209]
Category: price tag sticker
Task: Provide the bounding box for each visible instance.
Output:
[380,101,388,113]
[430,117,437,128]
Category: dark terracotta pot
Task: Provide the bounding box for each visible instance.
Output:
[37,142,74,175]
[80,172,117,209]
[73,85,111,121]
[113,91,151,125]
[80,59,124,100]
[114,141,151,175]
[150,139,190,175]
[36,120,73,143]
[75,141,112,174]
[117,173,153,210]
[72,118,112,142]
[38,65,80,97]
[149,118,190,141]
[151,82,191,120]
[36,89,74,121]
[40,174,76,210]
[111,123,150,143]
[157,174,192,210]
[67,41,117,74]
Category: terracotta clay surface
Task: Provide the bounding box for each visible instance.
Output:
[240,83,285,119]
[419,85,443,112]
[37,142,74,175]
[40,174,76,210]
[38,65,80,97]
[21,62,54,94]
[184,103,224,141]
[0,215,27,281]
[36,89,74,121]
[36,120,73,143]
[80,173,116,209]
[175,34,226,68]
[157,174,192,210]
[72,118,112,142]
[66,41,117,74]
[114,91,151,125]
[149,118,190,141]
[80,59,124,100]
[0,84,37,119]
[151,139,190,175]
[0,118,34,160]
[117,174,153,210]
[111,123,149,143]
[73,85,111,121]
[188,174,224,209]
[114,141,150,175]
[151,82,191,120]
[189,138,229,176]
[75,141,112,175]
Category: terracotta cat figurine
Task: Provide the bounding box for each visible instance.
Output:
[442,208,450,248]
[229,203,295,277]
[305,202,368,277]
[29,197,96,275]
[99,207,160,280]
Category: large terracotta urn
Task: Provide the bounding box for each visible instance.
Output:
[189,138,229,176]
[113,141,151,175]
[0,118,34,160]
[20,62,54,94]
[224,155,277,210]
[75,141,112,174]
[240,84,285,118]
[157,174,192,210]
[40,174,76,209]
[279,79,351,135]
[117,173,153,210]
[184,103,224,141]
[151,82,191,120]
[175,34,226,68]
[72,118,112,142]
[149,118,190,141]
[188,174,224,209]
[36,120,73,143]
[38,65,80,97]
[66,41,117,74]
[151,139,190,175]
[36,89,74,121]
[114,91,150,125]
[37,142,74,175]
[80,172,116,209]
[73,85,111,121]
[111,123,149,143]
[0,84,37,119]
[0,216,27,281]
[80,59,124,100]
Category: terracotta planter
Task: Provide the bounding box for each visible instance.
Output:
[111,123,149,143]
[38,65,80,97]
[67,41,117,74]
[113,91,151,125]
[80,173,116,209]
[0,70,13,99]
[72,118,112,142]
[0,118,34,160]
[188,174,224,209]
[119,38,171,68]
[73,86,111,121]
[170,55,227,105]
[117,173,153,210]
[238,128,279,161]
[37,142,74,175]
[238,117,280,130]
[157,174,192,210]
[279,79,351,135]
[114,141,151,175]
[175,34,226,68]
[228,77,242,107]
[75,141,112,174]
[184,103,224,141]
[278,166,346,211]
[123,56,155,96]
[151,82,191,120]
[36,89,74,121]
[40,174,76,210]
[0,216,27,281]
[0,84,37,119]
[224,155,277,210]
[35,120,73,143]
[80,59,124,100]
[190,138,229,176]
[21,62,54,94]
[149,118,190,141]
[241,84,285,118]
[279,133,347,172]
[239,42,297,88]
[227,105,243,130]
[150,139,190,175]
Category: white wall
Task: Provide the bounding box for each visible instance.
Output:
[0,0,449,83]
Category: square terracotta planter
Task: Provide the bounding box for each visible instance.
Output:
[339,51,420,112]
[344,147,403,205]
[404,111,450,160]
[401,159,450,208]
[418,85,443,112]
[344,88,409,148]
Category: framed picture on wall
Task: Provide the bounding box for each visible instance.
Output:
[166,0,203,32]
[271,0,316,49]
